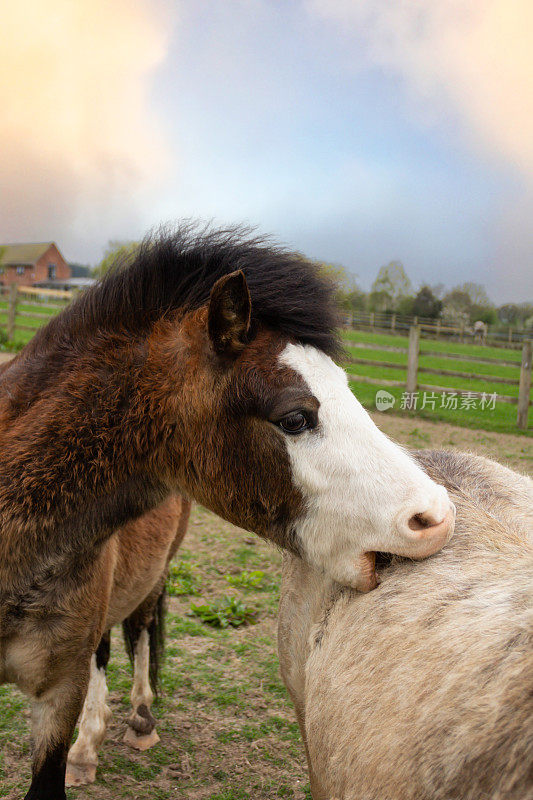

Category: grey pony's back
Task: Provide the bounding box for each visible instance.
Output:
[415,448,533,545]
[284,450,533,800]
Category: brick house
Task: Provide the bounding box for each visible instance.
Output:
[0,242,70,287]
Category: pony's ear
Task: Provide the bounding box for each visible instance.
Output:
[208,270,252,356]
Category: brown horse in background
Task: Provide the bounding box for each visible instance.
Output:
[0,225,454,799]
[65,494,191,786]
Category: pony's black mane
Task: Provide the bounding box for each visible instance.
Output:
[28,223,341,358]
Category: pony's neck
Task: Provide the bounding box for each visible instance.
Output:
[0,325,186,552]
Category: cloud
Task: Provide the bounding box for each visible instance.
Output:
[305,0,533,178]
[0,0,171,260]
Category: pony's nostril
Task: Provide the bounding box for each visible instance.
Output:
[408,511,441,532]
[393,506,454,560]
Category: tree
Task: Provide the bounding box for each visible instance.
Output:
[455,282,493,308]
[443,282,497,325]
[396,295,415,316]
[498,302,533,327]
[448,282,496,324]
[93,240,139,278]
[498,304,521,325]
[317,261,365,316]
[346,286,367,313]
[411,286,442,319]
[471,305,497,325]
[369,261,412,313]
[442,289,472,324]
[430,283,445,300]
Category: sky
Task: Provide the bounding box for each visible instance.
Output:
[1,0,532,302]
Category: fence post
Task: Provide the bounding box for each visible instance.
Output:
[391,313,396,333]
[370,312,374,329]
[7,284,17,340]
[508,327,513,344]
[406,325,420,394]
[436,319,441,340]
[517,340,532,430]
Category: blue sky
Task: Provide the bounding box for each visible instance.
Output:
[2,0,532,301]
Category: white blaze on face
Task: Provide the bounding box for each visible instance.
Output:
[279,344,453,589]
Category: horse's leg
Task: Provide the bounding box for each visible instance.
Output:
[65,632,112,787]
[24,668,89,800]
[121,496,190,751]
[122,590,164,750]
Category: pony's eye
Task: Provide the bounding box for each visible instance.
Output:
[278,412,309,434]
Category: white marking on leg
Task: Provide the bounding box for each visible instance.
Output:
[131,628,153,712]
[66,654,110,785]
[124,627,160,749]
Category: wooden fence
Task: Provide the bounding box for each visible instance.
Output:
[350,310,532,348]
[346,326,532,430]
[0,284,73,340]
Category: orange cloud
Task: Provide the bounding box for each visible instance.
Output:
[0,0,171,253]
[306,0,533,177]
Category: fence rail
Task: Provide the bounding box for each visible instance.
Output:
[346,339,522,367]
[346,355,520,385]
[350,311,532,348]
[0,284,73,341]
[16,285,73,299]
[347,325,531,430]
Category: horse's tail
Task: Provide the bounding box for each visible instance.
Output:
[122,585,167,697]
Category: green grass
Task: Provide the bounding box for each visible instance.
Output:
[190,595,258,628]
[342,330,532,434]
[225,570,268,590]
[167,560,201,596]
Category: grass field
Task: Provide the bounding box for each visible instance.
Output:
[342,329,532,434]
[0,415,531,800]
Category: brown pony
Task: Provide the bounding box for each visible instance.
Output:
[65,494,191,787]
[0,225,455,800]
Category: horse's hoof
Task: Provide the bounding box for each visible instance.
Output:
[123,725,160,751]
[65,761,97,786]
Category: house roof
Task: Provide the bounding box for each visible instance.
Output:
[0,242,56,266]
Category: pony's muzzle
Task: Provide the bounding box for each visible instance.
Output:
[394,503,456,560]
